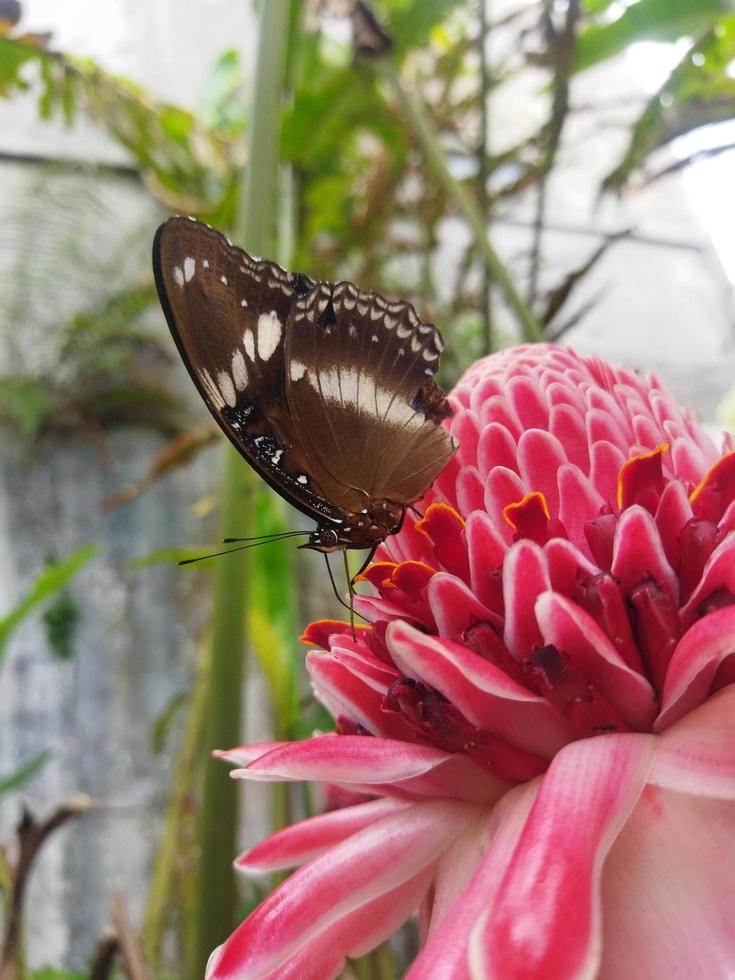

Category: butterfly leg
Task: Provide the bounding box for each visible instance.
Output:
[343,548,357,640]
[322,553,353,615]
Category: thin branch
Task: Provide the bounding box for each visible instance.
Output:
[478,0,493,354]
[376,58,542,342]
[526,0,580,308]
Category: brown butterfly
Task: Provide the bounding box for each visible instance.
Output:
[152,217,456,602]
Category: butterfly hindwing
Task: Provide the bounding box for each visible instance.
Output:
[284,279,455,509]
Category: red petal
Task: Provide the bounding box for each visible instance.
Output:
[414,503,469,581]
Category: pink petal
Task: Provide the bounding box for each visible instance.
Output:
[599,786,735,978]
[477,422,519,476]
[408,783,538,980]
[237,797,413,873]
[507,374,549,430]
[657,607,735,729]
[589,440,626,508]
[516,429,567,516]
[427,572,501,639]
[549,403,589,474]
[456,466,486,517]
[233,735,506,804]
[502,539,550,659]
[207,799,474,979]
[556,464,606,558]
[611,505,679,605]
[386,620,572,760]
[232,736,453,784]
[679,534,735,627]
[484,467,528,545]
[470,733,655,980]
[650,684,735,798]
[465,511,507,610]
[535,591,657,731]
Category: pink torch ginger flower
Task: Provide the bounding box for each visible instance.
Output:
[208,344,735,979]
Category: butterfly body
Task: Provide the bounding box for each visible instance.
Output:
[152,217,456,557]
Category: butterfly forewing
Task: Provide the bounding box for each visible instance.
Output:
[153,218,343,523]
[153,216,456,543]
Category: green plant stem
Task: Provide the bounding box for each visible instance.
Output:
[194,1,292,975]
[143,636,209,972]
[376,60,542,344]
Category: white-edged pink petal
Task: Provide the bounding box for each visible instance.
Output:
[502,539,550,659]
[233,735,507,803]
[207,798,475,979]
[237,797,414,873]
[657,606,735,730]
[407,783,538,980]
[469,733,655,980]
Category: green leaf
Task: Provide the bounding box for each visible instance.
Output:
[575,0,730,73]
[0,750,50,797]
[42,589,80,661]
[603,15,735,189]
[384,0,468,58]
[151,690,189,754]
[30,971,87,980]
[0,544,98,666]
[0,375,52,439]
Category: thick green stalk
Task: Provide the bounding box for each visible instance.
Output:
[376,60,543,344]
[194,1,291,975]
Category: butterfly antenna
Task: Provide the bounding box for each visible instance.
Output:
[178,538,305,566]
[222,530,310,544]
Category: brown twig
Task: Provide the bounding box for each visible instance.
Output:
[0,795,95,980]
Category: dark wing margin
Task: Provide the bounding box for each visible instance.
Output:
[152,217,345,524]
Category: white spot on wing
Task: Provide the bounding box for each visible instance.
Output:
[203,259,210,269]
[297,475,308,484]
[220,274,228,285]
[173,265,184,287]
[231,350,248,390]
[243,329,255,362]
[201,369,225,409]
[184,256,196,282]
[290,360,306,382]
[240,298,248,307]
[257,310,282,362]
[217,370,237,408]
